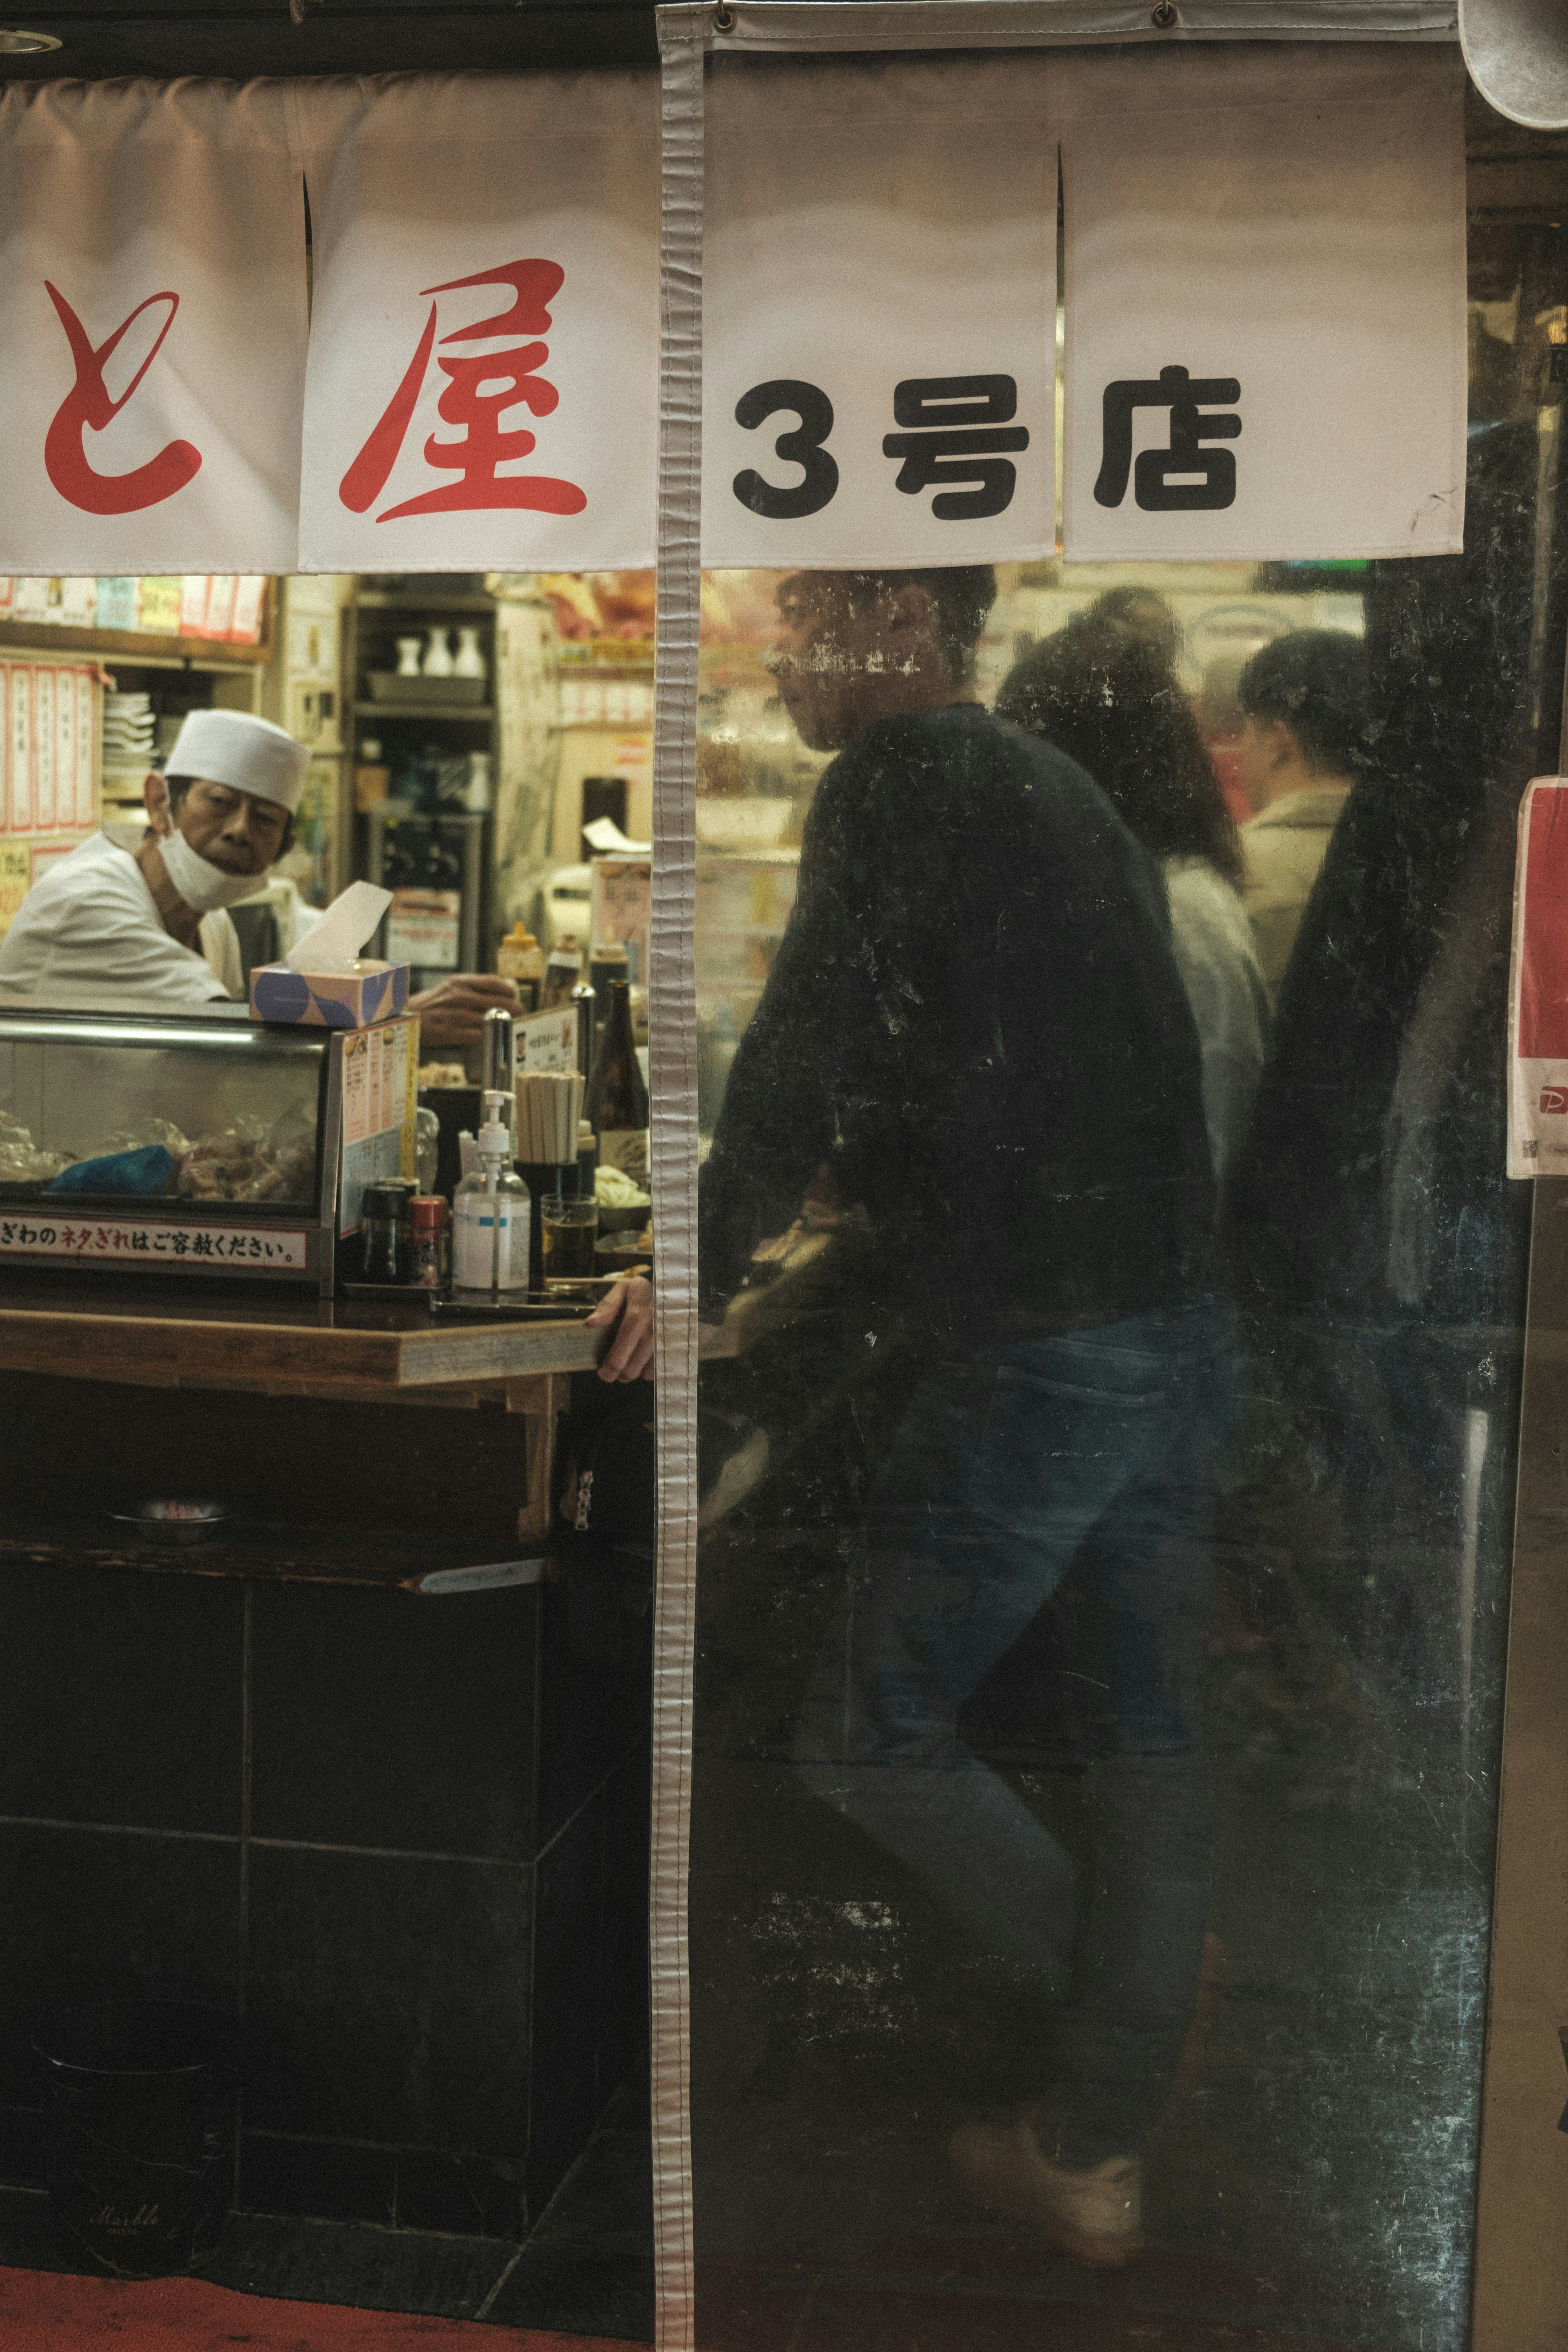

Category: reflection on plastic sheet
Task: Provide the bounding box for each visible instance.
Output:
[688,318,1549,2342]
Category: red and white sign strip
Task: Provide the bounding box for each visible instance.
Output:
[0,81,307,575]
[702,56,1058,570]
[294,73,659,573]
[1508,778,1568,1177]
[1060,45,1466,564]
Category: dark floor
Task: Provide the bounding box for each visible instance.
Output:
[0,2079,655,2342]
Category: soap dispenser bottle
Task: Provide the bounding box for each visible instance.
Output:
[452,1090,530,1297]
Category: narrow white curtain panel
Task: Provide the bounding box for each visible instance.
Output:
[1059,43,1467,562]
[701,53,1058,569]
[0,80,306,574]
[294,73,659,573]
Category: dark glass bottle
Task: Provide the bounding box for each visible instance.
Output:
[542,936,581,1010]
[584,979,649,1187]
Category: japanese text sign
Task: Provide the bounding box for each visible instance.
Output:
[702,56,1058,569]
[1060,45,1466,562]
[0,1214,308,1269]
[295,74,658,573]
[0,80,306,574]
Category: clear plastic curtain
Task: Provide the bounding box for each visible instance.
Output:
[651,13,1548,2348]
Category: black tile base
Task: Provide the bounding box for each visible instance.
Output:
[238,2133,396,2229]
[0,2184,75,2274]
[209,2211,514,2318]
[482,2239,656,2340]
[529,2123,653,2252]
[0,2090,657,2340]
[394,2145,528,2239]
[0,2105,45,2189]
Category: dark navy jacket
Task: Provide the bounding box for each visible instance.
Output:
[699,704,1215,1337]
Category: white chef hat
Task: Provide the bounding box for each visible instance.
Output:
[164,710,310,814]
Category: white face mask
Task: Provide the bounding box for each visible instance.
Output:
[158,821,260,914]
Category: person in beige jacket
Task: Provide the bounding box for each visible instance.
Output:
[1236,630,1369,1004]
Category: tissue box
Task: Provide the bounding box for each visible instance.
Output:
[250,960,411,1029]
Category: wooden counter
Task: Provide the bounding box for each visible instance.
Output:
[0,1276,603,1402]
[0,1278,615,1563]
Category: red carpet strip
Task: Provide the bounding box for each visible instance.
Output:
[0,2265,646,2352]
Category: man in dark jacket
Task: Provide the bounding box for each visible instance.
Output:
[701,568,1215,1337]
[699,566,1230,2270]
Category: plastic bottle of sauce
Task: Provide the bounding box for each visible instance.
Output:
[410,1194,450,1290]
[497,923,546,1013]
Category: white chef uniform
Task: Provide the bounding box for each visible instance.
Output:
[0,710,307,1006]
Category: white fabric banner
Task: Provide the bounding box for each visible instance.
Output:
[0,81,306,575]
[1060,45,1466,563]
[295,74,659,574]
[702,56,1057,569]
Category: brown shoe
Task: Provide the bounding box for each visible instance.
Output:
[949,2119,1143,2269]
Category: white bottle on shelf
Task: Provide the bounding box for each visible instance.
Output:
[453,626,488,684]
[395,636,423,678]
[423,626,454,678]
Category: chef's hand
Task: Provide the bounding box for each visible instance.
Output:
[588,1274,655,1383]
[408,973,520,1047]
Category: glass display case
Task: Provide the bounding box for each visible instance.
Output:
[0,993,417,1296]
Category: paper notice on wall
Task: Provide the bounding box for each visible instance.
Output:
[385,887,460,970]
[0,841,27,935]
[74,670,94,827]
[591,857,651,987]
[702,54,1057,568]
[0,82,306,572]
[32,668,53,832]
[1508,778,1568,1176]
[7,668,30,833]
[295,72,658,573]
[1060,45,1466,562]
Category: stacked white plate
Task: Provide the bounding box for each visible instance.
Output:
[102,691,154,771]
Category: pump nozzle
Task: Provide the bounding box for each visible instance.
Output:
[478,1088,512,1163]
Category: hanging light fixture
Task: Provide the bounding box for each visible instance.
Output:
[1461,0,1568,131]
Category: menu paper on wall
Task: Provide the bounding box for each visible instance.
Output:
[0,842,27,934]
[74,670,94,828]
[7,669,31,833]
[702,54,1057,568]
[1060,44,1466,562]
[1508,777,1568,1175]
[53,671,73,829]
[31,668,53,832]
[295,72,659,573]
[337,1015,417,1234]
[0,81,307,573]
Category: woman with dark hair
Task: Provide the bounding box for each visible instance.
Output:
[998,614,1269,1185]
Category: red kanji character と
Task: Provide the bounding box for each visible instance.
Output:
[44,285,202,517]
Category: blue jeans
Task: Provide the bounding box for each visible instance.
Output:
[794,1298,1235,2160]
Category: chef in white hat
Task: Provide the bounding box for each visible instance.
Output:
[0,708,517,1042]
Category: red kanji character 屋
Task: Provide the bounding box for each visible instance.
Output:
[339,259,586,523]
[44,285,202,517]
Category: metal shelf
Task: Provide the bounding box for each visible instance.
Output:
[354,700,494,723]
[356,592,497,615]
